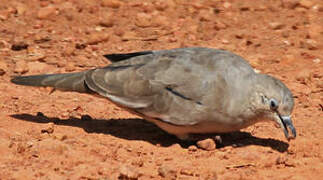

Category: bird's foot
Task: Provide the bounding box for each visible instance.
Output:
[175,134,223,145]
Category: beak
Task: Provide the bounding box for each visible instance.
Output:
[274,114,296,140]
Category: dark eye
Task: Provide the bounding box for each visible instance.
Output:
[269,98,278,110]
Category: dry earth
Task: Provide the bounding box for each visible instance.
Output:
[0,0,322,179]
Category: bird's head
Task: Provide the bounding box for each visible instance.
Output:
[252,74,296,140]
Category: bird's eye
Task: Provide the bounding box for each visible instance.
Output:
[269,98,279,110]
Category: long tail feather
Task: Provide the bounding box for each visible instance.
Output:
[11,71,92,93]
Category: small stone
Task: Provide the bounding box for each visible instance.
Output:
[316,81,323,89]
[154,0,169,11]
[202,169,218,180]
[313,58,321,63]
[295,7,307,12]
[54,133,67,141]
[235,32,245,39]
[223,2,232,8]
[41,122,54,134]
[158,165,177,179]
[192,2,204,10]
[299,0,314,9]
[281,0,299,9]
[101,0,123,8]
[14,60,28,74]
[180,168,194,176]
[99,12,115,27]
[269,22,285,30]
[300,39,318,50]
[87,32,109,45]
[15,3,27,15]
[27,47,46,61]
[153,15,169,27]
[199,9,212,21]
[135,13,152,28]
[0,10,9,20]
[121,31,137,41]
[40,1,50,7]
[281,30,290,38]
[221,39,230,44]
[239,4,251,11]
[63,46,75,56]
[281,54,296,66]
[65,62,76,72]
[196,138,216,151]
[37,6,57,19]
[34,35,51,44]
[0,61,7,76]
[118,165,139,180]
[214,21,227,30]
[295,68,312,84]
[114,28,124,37]
[276,155,295,166]
[16,143,26,153]
[314,4,323,12]
[188,145,198,152]
[26,141,34,148]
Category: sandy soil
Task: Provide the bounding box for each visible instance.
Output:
[0,0,322,179]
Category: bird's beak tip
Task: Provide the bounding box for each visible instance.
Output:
[280,115,296,141]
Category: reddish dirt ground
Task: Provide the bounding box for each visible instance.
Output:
[0,0,322,179]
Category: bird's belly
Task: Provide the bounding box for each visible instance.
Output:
[146,116,250,135]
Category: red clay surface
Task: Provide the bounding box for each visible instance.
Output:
[0,0,322,179]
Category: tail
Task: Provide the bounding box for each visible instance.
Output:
[11,71,92,93]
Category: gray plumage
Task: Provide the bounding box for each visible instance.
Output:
[11,47,296,140]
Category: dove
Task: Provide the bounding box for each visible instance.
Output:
[11,47,296,140]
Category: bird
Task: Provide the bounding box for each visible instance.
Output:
[11,47,296,141]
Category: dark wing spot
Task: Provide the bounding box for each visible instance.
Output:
[165,86,202,105]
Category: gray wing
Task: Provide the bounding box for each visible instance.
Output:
[85,47,256,125]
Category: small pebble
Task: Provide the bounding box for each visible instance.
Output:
[37,6,56,19]
[281,0,299,9]
[0,61,7,76]
[87,32,109,45]
[158,164,177,179]
[135,13,152,28]
[118,165,139,179]
[269,22,285,30]
[188,145,198,152]
[41,122,55,134]
[196,138,216,151]
[300,39,318,50]
[14,60,29,74]
[299,0,314,9]
[101,0,123,8]
[99,12,115,27]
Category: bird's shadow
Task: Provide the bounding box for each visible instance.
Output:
[11,113,289,152]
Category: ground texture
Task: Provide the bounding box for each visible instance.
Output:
[0,0,322,179]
